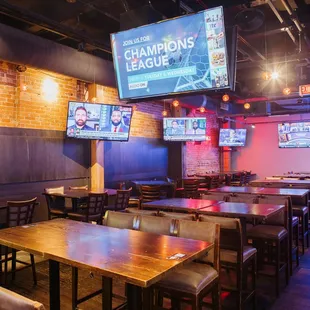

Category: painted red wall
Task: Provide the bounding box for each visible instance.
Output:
[232,114,310,179]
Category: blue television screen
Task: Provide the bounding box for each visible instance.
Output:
[163,117,206,141]
[66,101,132,141]
[219,129,247,146]
[278,122,310,148]
[111,6,229,100]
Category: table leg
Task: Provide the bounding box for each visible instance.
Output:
[126,284,152,310]
[102,276,112,310]
[49,260,60,310]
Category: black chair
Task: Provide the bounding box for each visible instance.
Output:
[44,186,68,219]
[1,198,38,286]
[111,188,132,211]
[68,192,108,225]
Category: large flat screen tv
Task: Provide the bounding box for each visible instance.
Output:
[278,122,310,148]
[219,129,247,146]
[66,101,132,141]
[111,6,230,100]
[163,117,206,141]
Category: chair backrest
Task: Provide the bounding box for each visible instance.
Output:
[209,176,220,189]
[6,198,37,227]
[136,215,176,236]
[225,174,232,186]
[257,195,290,228]
[199,215,242,262]
[69,185,88,190]
[103,211,138,229]
[244,172,252,185]
[233,172,246,186]
[0,286,45,310]
[44,186,64,194]
[159,212,196,221]
[125,208,158,216]
[182,179,199,198]
[140,185,161,202]
[85,192,107,221]
[175,220,220,272]
[114,188,131,211]
[201,192,229,201]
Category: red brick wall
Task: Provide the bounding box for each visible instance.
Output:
[183,112,220,176]
[0,61,165,138]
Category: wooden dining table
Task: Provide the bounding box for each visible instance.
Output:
[142,198,221,212]
[43,189,117,211]
[210,186,309,198]
[0,219,212,310]
[251,179,310,189]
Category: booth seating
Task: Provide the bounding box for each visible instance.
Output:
[199,215,257,310]
[0,287,45,310]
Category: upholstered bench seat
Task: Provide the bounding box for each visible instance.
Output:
[247,225,288,240]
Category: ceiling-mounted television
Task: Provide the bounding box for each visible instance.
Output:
[278,122,310,148]
[111,6,230,100]
[219,129,247,146]
[66,101,132,141]
[163,117,206,141]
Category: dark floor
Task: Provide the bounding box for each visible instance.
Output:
[4,249,310,310]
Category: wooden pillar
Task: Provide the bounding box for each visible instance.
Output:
[88,83,104,191]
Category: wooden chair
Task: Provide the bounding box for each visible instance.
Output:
[140,185,161,202]
[1,198,37,286]
[209,176,220,189]
[105,188,132,212]
[231,172,246,186]
[67,192,107,225]
[199,215,257,310]
[0,286,45,310]
[153,220,221,310]
[182,179,200,198]
[44,186,68,219]
[69,185,89,209]
[225,174,232,186]
[247,196,290,296]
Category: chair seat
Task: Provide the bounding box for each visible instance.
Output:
[292,216,299,226]
[221,246,257,263]
[157,262,218,294]
[247,225,288,240]
[292,206,308,215]
[67,212,101,222]
[50,208,68,216]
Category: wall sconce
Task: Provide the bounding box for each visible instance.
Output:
[42,78,59,102]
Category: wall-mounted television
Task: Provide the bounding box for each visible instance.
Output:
[278,122,310,148]
[66,101,132,141]
[111,6,230,100]
[219,128,247,146]
[163,117,206,141]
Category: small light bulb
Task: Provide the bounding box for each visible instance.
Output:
[271,72,279,80]
[172,100,179,107]
[222,94,230,102]
[162,110,168,117]
[244,103,251,109]
[199,107,206,113]
[22,84,28,91]
[283,87,291,95]
[251,124,256,129]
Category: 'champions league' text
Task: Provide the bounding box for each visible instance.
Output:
[124,37,195,72]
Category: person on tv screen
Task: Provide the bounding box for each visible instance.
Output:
[186,120,205,135]
[165,120,184,135]
[68,106,93,133]
[102,108,129,133]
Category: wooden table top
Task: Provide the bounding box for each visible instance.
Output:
[210,186,309,197]
[252,179,310,185]
[142,198,221,211]
[273,174,310,179]
[0,219,212,287]
[43,188,117,199]
[198,202,285,220]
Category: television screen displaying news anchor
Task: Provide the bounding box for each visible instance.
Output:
[66,101,132,141]
[111,6,230,100]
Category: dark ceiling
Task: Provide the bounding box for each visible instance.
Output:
[1,0,310,101]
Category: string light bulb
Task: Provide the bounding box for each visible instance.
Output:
[244,102,251,110]
[222,94,230,102]
[172,99,180,107]
[262,71,271,81]
[283,87,291,95]
[21,84,28,91]
[162,110,168,117]
[251,124,256,129]
[199,106,206,113]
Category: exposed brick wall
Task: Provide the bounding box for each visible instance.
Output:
[0,61,165,138]
[183,112,220,176]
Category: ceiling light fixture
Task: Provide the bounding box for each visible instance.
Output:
[283,87,291,95]
[66,0,76,3]
[271,71,279,80]
[244,102,251,109]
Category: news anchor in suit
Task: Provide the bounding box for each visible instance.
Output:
[67,106,93,135]
[186,121,205,135]
[102,109,129,133]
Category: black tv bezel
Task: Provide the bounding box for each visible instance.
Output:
[218,128,247,147]
[110,6,231,101]
[163,117,207,142]
[278,121,310,149]
[65,101,133,142]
